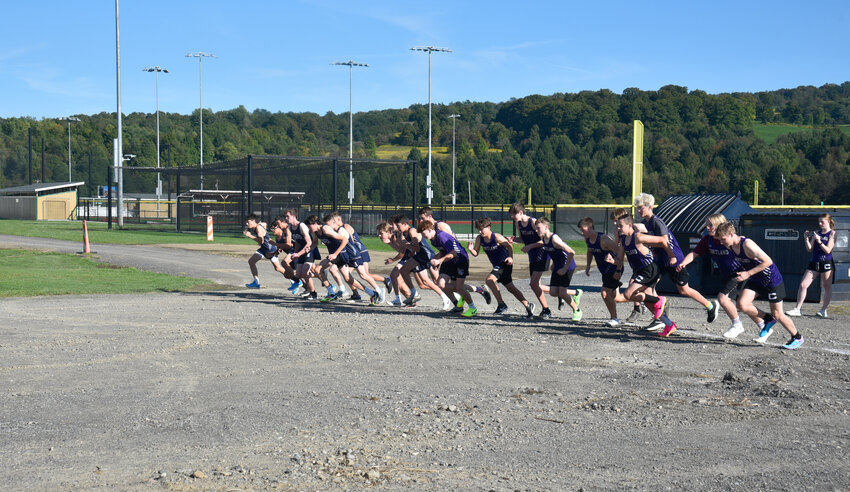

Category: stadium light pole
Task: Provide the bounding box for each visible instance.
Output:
[115,0,125,227]
[331,60,369,211]
[62,116,81,182]
[186,52,216,190]
[143,66,168,210]
[411,46,451,205]
[447,114,460,205]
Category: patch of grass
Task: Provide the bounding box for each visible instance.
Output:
[0,249,214,297]
[753,124,813,145]
[753,123,850,145]
[0,219,247,245]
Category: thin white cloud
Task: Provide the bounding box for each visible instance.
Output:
[12,64,101,99]
[0,43,47,61]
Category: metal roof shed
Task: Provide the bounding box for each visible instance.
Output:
[0,182,85,220]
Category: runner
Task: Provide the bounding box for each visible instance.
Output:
[634,193,720,324]
[578,217,621,326]
[468,217,535,317]
[380,218,415,305]
[418,206,492,305]
[509,203,552,319]
[285,209,320,300]
[535,217,583,321]
[270,214,301,293]
[243,213,280,289]
[337,215,385,305]
[309,213,362,302]
[610,207,648,324]
[420,220,478,317]
[395,215,454,310]
[675,213,772,339]
[714,222,803,349]
[787,213,836,318]
[613,212,678,337]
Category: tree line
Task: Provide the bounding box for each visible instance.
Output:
[2,82,850,205]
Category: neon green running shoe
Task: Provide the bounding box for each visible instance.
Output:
[571,308,583,322]
[461,307,478,317]
[572,289,583,309]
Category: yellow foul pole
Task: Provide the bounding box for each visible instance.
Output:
[632,120,644,211]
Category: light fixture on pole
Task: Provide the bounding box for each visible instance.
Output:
[447,114,460,205]
[62,116,81,181]
[185,51,216,190]
[331,60,369,211]
[143,66,168,211]
[411,46,451,205]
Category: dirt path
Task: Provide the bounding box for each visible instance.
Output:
[1,234,848,490]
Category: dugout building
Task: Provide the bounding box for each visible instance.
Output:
[0,182,84,220]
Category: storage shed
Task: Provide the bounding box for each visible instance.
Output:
[0,182,84,220]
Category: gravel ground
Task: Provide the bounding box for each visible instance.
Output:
[1,234,849,491]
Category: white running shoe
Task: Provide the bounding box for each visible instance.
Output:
[605,318,621,328]
[785,307,801,317]
[389,298,403,307]
[378,287,386,304]
[723,323,745,340]
[816,309,828,318]
[441,299,454,311]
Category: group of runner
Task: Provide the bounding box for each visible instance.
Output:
[242,194,837,351]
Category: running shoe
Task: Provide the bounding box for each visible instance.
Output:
[754,325,774,344]
[403,295,417,306]
[451,306,465,314]
[461,307,478,317]
[319,294,334,303]
[389,298,403,307]
[378,287,386,304]
[525,303,536,318]
[571,308,583,322]
[348,292,362,302]
[707,301,719,323]
[369,291,380,306]
[572,289,583,310]
[558,297,566,311]
[658,322,677,337]
[816,309,828,318]
[605,318,621,328]
[413,293,423,302]
[643,320,665,332]
[383,277,392,290]
[625,307,643,324]
[785,307,801,317]
[481,287,492,305]
[539,308,552,320]
[494,303,509,315]
[287,279,302,293]
[650,296,667,320]
[782,336,805,350]
[441,299,454,311]
[723,323,745,340]
[245,279,260,289]
[300,291,318,300]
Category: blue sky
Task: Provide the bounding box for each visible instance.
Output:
[2,0,849,119]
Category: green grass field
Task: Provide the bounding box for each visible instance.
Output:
[0,249,213,297]
[753,123,850,145]
[0,219,249,245]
